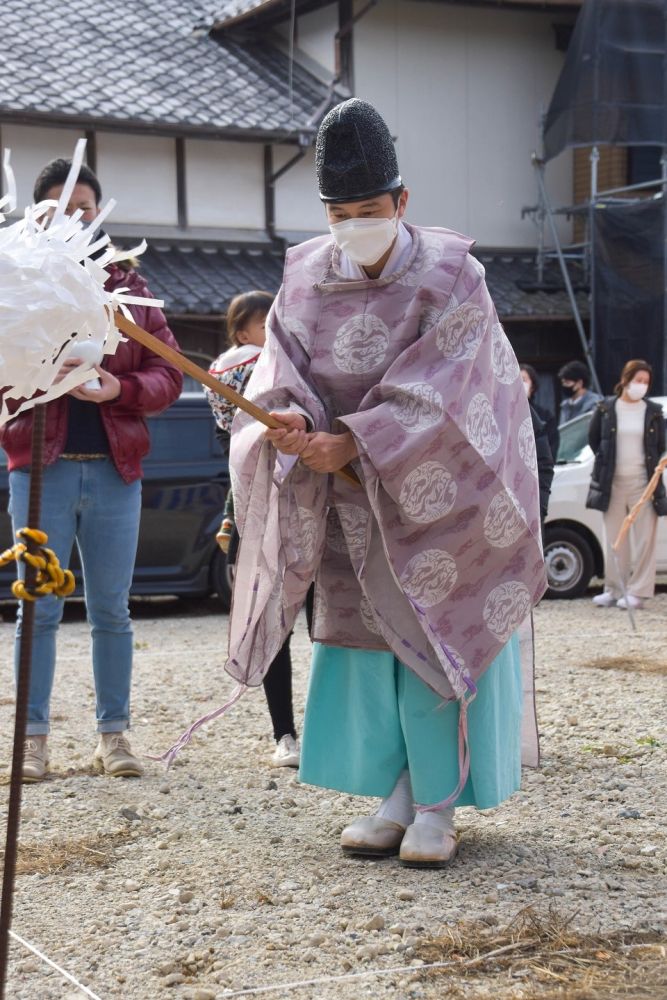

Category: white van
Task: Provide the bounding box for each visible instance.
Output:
[543,398,667,598]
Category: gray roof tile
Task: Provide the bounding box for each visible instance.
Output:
[139,243,285,314]
[1,0,332,137]
[137,241,588,319]
[476,252,589,320]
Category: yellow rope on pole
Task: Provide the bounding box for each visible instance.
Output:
[0,528,75,602]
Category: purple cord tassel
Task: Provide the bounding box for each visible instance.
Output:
[147,683,247,769]
[416,697,472,813]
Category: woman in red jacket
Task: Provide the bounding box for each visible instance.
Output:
[1,159,183,782]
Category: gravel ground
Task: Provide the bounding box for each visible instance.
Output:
[1,591,666,999]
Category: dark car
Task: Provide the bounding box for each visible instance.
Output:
[0,391,233,608]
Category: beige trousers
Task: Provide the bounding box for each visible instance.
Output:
[603,475,659,599]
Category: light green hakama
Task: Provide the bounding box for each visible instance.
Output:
[300,634,522,808]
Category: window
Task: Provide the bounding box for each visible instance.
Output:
[627,147,662,187]
[556,412,593,464]
[180,352,213,396]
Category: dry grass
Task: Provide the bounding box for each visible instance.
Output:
[581,655,667,676]
[2,828,139,876]
[416,908,666,999]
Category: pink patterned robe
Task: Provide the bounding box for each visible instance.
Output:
[228,224,547,711]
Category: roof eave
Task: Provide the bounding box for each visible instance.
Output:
[212,0,332,32]
[212,0,581,30]
[0,107,313,145]
[407,0,581,8]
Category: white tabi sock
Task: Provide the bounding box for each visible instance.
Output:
[413,805,456,836]
[375,769,415,827]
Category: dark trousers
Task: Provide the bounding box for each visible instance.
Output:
[262,584,314,741]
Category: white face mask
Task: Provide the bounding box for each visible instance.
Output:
[329,213,398,266]
[626,381,648,401]
[521,378,532,397]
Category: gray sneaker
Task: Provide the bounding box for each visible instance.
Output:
[22,736,49,783]
[94,732,144,778]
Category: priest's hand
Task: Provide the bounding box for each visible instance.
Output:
[299,431,358,473]
[265,411,309,455]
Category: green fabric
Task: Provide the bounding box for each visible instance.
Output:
[300,634,522,808]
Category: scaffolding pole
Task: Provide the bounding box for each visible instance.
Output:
[588,146,600,368]
[532,153,602,395]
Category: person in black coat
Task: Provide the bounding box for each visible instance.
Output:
[586,359,667,610]
[530,406,554,525]
[520,364,560,462]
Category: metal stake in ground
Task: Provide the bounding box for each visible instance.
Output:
[0,403,46,1000]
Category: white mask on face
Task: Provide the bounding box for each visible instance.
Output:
[329,213,398,266]
[626,381,648,401]
[521,378,532,397]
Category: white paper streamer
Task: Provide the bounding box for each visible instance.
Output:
[0,141,163,426]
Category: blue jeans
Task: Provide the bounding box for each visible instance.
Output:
[9,458,141,736]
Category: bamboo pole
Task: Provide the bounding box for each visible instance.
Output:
[613,455,667,552]
[114,312,360,487]
[610,454,667,633]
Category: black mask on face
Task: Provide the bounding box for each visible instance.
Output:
[561,383,577,398]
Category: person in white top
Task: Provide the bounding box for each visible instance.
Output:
[586,359,667,609]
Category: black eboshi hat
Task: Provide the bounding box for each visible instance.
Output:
[315,99,402,204]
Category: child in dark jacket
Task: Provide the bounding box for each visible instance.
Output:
[206,292,269,550]
[206,291,301,767]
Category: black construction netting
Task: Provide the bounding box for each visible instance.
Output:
[544,0,667,161]
[593,196,666,393]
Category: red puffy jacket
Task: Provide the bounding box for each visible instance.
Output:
[0,265,183,483]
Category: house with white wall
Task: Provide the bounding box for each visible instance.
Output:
[0,0,586,376]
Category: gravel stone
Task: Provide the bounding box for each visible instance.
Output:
[2,595,666,999]
[120,807,141,822]
[163,972,185,986]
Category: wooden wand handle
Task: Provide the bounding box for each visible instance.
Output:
[114,311,360,486]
